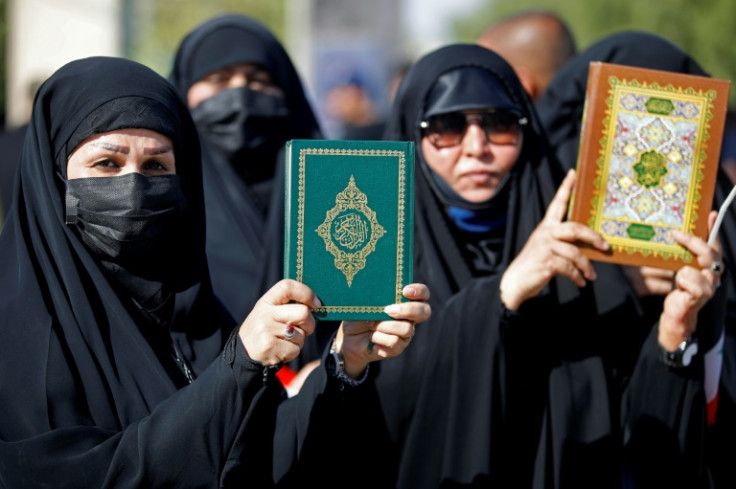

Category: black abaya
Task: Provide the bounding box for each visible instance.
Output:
[0,56,377,489]
[169,14,323,325]
[536,30,736,488]
[374,43,718,488]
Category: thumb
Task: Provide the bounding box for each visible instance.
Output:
[543,169,576,224]
[259,279,322,308]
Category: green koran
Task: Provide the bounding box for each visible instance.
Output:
[317,175,385,286]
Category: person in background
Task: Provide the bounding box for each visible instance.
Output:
[169,14,321,330]
[536,30,736,488]
[477,9,576,102]
[373,42,724,488]
[169,14,330,391]
[0,55,431,488]
[322,69,386,140]
[719,110,736,184]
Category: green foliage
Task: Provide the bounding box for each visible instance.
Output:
[126,0,285,78]
[451,0,736,107]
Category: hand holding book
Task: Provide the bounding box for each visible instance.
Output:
[336,283,431,379]
[283,139,415,320]
[567,62,730,270]
[500,169,610,311]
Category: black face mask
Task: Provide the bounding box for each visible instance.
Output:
[191,85,290,170]
[65,173,186,265]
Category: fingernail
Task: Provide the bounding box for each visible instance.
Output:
[385,304,399,314]
[403,286,416,298]
[313,297,322,308]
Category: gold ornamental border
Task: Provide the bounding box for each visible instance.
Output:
[297,147,408,313]
[590,77,717,264]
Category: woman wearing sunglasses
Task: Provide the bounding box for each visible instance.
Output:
[373,43,723,488]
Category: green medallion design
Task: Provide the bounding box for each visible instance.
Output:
[644,97,675,116]
[317,175,385,286]
[633,150,668,188]
[626,223,656,241]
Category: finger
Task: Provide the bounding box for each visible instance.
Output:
[639,266,676,280]
[674,267,715,303]
[551,222,609,251]
[259,279,322,308]
[642,278,676,296]
[672,229,720,271]
[280,323,306,348]
[543,169,576,224]
[369,330,411,358]
[373,319,415,339]
[672,230,711,261]
[402,283,430,302]
[239,321,304,366]
[547,253,588,287]
[548,240,597,281]
[269,303,317,336]
[384,301,431,323]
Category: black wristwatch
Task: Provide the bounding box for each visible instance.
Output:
[660,337,698,369]
[327,340,370,387]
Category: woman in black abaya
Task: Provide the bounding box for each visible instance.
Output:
[169,15,333,385]
[375,43,723,488]
[169,14,321,326]
[0,56,429,488]
[536,30,736,488]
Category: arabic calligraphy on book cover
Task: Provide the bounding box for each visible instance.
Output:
[284,139,414,320]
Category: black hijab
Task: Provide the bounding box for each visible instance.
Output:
[537,30,736,489]
[384,44,566,308]
[376,43,707,489]
[537,30,712,171]
[536,28,736,377]
[377,44,602,487]
[169,14,323,325]
[0,55,231,454]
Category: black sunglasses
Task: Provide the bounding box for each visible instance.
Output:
[420,110,527,148]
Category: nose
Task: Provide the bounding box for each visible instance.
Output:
[228,71,249,89]
[117,164,138,176]
[462,120,489,156]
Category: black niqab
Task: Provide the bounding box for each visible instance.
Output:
[0,55,393,489]
[169,15,323,330]
[0,56,236,486]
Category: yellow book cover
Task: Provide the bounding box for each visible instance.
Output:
[568,62,730,270]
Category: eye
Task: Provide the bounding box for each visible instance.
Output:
[91,159,121,170]
[203,69,232,85]
[142,159,173,173]
[251,72,273,84]
[429,113,467,136]
[249,79,274,90]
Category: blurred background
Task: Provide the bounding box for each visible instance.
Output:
[2,0,736,136]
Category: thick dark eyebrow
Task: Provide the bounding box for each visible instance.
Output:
[144,145,172,156]
[92,141,129,154]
